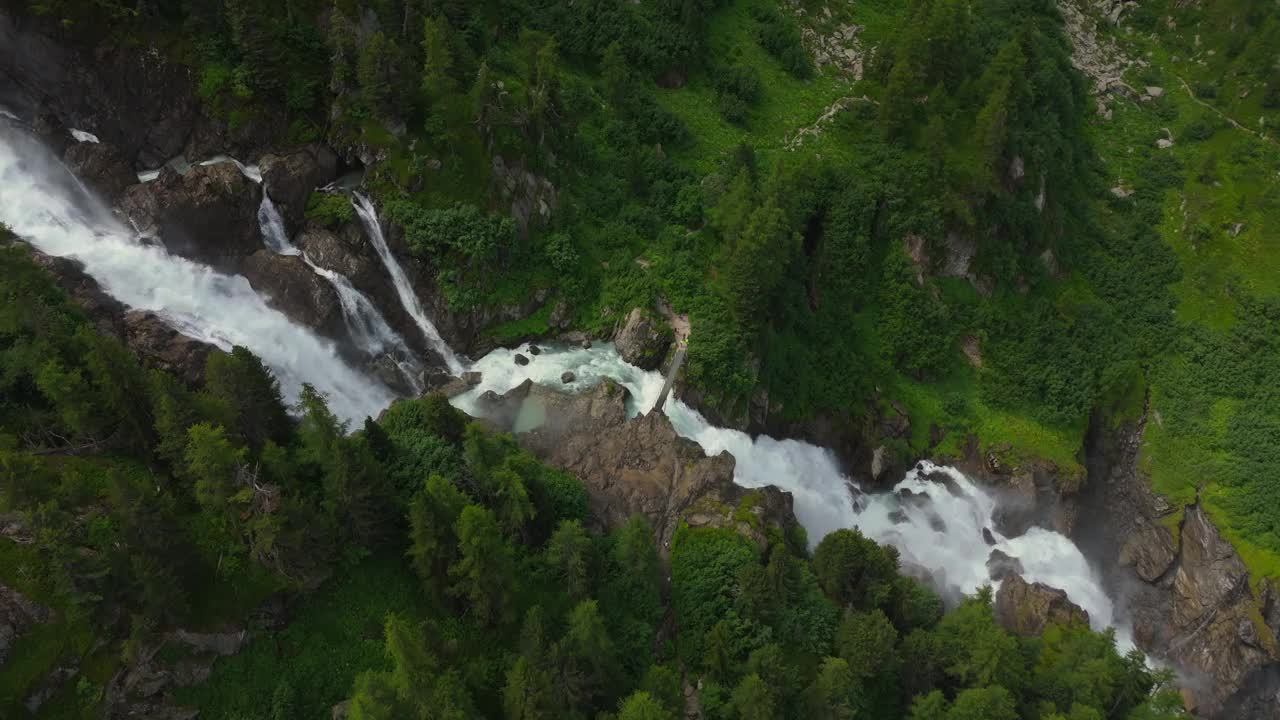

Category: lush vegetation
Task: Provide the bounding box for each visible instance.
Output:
[1076,0,1280,580]
[6,0,1280,714]
[19,0,1175,472]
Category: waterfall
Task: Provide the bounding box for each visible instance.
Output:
[257,194,301,255]
[69,129,100,144]
[351,192,465,374]
[256,193,423,393]
[452,343,1130,648]
[0,125,395,426]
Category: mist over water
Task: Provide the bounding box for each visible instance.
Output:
[455,342,1130,647]
[0,127,395,425]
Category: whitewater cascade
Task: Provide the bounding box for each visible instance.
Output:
[0,125,395,425]
[351,192,465,374]
[1,107,1127,646]
[256,195,423,392]
[257,194,301,255]
[452,343,1130,647]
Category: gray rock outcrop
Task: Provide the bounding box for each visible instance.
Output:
[260,145,339,235]
[994,573,1090,636]
[614,308,673,371]
[469,379,795,551]
[120,163,263,266]
[0,10,198,167]
[239,250,345,339]
[986,549,1025,581]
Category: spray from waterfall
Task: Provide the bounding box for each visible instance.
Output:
[453,343,1132,649]
[351,192,465,374]
[0,125,395,426]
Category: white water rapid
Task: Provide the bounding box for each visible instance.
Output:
[452,342,1130,647]
[352,192,465,374]
[0,126,395,425]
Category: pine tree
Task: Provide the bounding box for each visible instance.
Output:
[448,505,512,625]
[726,199,797,326]
[803,657,858,720]
[407,474,468,591]
[545,519,592,600]
[616,691,674,720]
[730,674,776,720]
[204,346,290,450]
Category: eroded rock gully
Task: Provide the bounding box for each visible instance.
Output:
[1075,407,1280,718]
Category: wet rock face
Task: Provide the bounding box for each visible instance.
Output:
[260,145,339,235]
[239,251,345,340]
[1172,507,1251,627]
[0,10,198,167]
[294,220,434,356]
[123,311,216,387]
[64,140,135,201]
[614,308,672,371]
[1161,506,1276,715]
[120,163,263,266]
[993,573,1089,637]
[296,223,382,287]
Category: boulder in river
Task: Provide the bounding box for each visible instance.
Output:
[514,353,530,366]
[614,308,672,370]
[528,344,541,356]
[924,469,966,497]
[994,573,1089,636]
[986,549,1024,581]
[561,371,576,384]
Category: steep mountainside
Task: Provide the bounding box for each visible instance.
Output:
[0,0,1278,717]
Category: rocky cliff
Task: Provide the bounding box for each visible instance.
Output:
[1076,408,1280,718]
